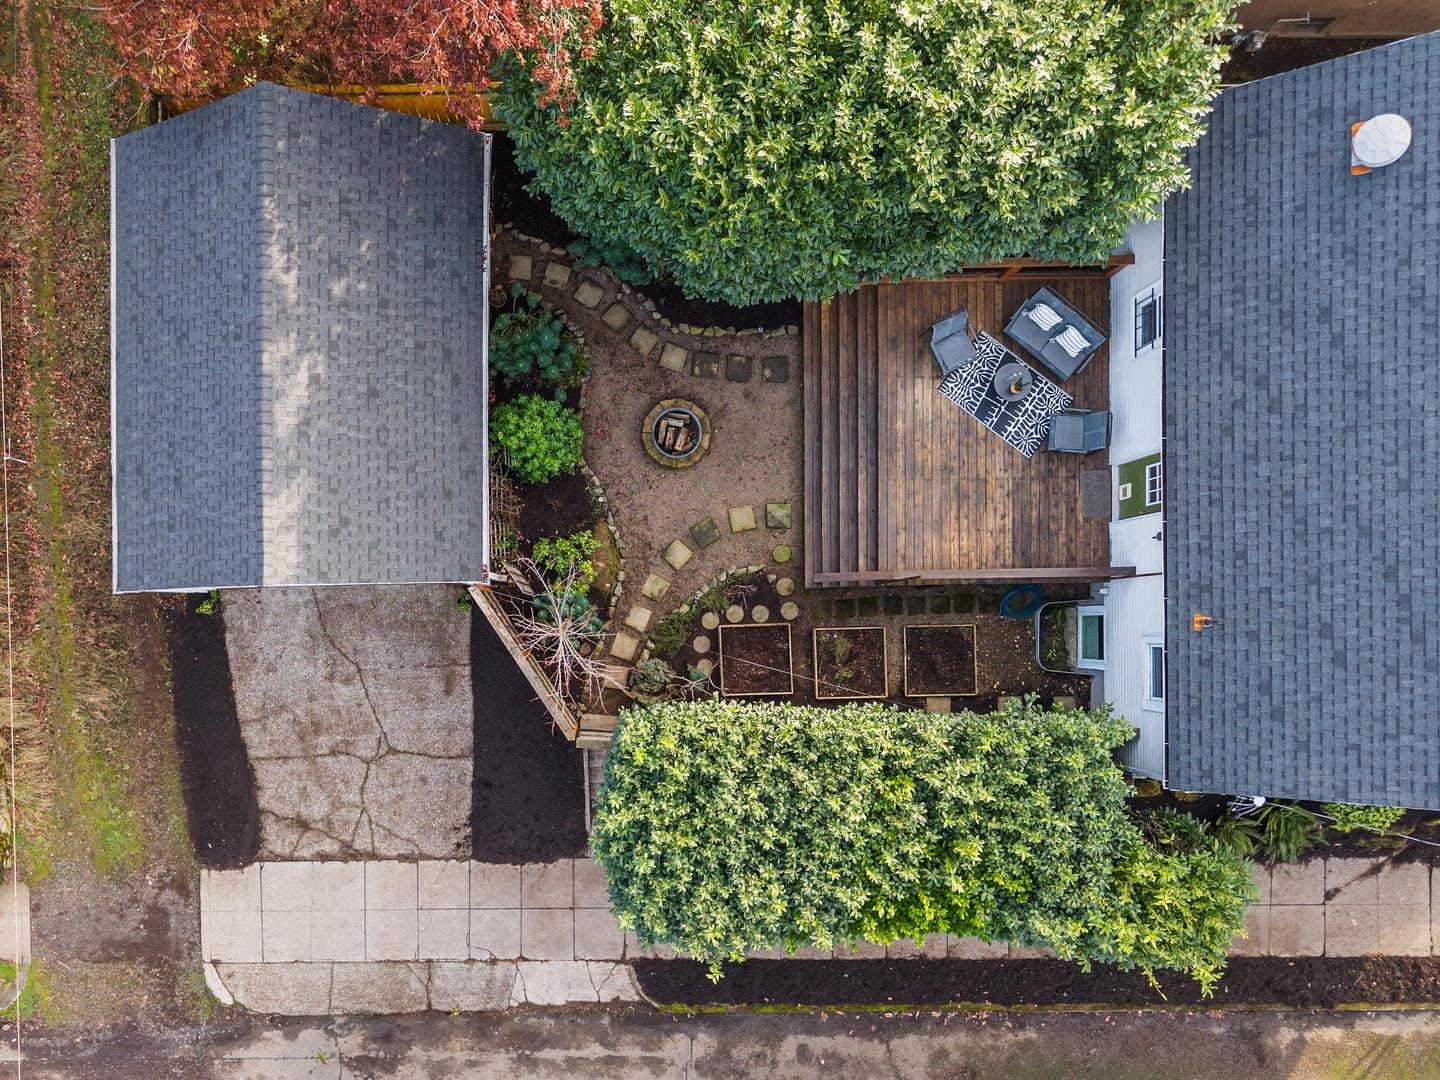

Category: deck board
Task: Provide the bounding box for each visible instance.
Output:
[802,276,1111,584]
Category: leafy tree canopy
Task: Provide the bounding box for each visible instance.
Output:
[497,0,1233,303]
[592,697,1254,993]
[100,0,602,121]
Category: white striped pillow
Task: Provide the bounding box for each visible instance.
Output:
[1027,302,1062,331]
[1055,325,1089,358]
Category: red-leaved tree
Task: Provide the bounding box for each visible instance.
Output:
[99,0,601,124]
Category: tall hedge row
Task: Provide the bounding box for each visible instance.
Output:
[496,0,1234,304]
[592,698,1254,993]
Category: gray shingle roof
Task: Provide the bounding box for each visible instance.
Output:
[112,82,490,591]
[1164,33,1440,807]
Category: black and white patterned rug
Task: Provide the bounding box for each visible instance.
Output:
[937,333,1072,458]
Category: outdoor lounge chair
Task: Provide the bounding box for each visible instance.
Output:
[1048,409,1110,454]
[928,308,976,378]
[1004,286,1106,381]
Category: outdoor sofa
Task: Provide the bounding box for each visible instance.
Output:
[1004,286,1106,381]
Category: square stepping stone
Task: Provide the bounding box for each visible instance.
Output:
[608,632,640,661]
[690,516,721,548]
[575,281,605,309]
[662,538,693,570]
[507,254,533,280]
[659,343,689,372]
[640,573,671,602]
[543,261,572,289]
[727,505,757,533]
[690,351,721,379]
[765,502,792,529]
[762,355,790,383]
[629,326,659,357]
[725,355,753,383]
[924,697,951,713]
[623,606,653,633]
[603,303,633,332]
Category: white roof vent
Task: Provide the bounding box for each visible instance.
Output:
[1351,113,1412,171]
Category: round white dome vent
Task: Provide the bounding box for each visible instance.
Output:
[1352,113,1413,169]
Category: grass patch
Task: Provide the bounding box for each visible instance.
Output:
[0,960,51,1021]
[4,3,147,878]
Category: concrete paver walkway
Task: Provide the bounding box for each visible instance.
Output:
[201,854,1440,1013]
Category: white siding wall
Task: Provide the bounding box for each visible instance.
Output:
[1104,215,1167,778]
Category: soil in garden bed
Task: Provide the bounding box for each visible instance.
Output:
[904,624,978,696]
[516,469,594,544]
[470,611,588,862]
[636,956,1440,1009]
[718,623,795,697]
[814,626,887,699]
[491,134,803,331]
[164,600,261,869]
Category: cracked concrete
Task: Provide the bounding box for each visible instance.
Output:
[224,586,473,859]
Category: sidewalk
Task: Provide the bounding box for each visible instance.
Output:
[201,854,1440,1013]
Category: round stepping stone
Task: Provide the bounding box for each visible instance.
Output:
[692,635,711,654]
[751,605,770,623]
[696,658,715,677]
[772,544,792,564]
[725,605,745,623]
[780,601,799,621]
[701,611,721,630]
[776,577,795,597]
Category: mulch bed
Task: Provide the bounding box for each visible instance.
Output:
[904,624,978,696]
[470,612,588,863]
[814,626,887,700]
[1222,38,1400,84]
[164,599,261,869]
[718,623,794,697]
[490,133,802,331]
[516,468,594,544]
[636,956,1440,1009]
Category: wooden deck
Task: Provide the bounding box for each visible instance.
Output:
[803,276,1116,588]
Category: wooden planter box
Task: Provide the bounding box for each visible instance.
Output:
[903,624,978,697]
[813,625,888,700]
[717,622,794,698]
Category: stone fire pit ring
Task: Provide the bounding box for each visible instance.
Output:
[643,398,712,469]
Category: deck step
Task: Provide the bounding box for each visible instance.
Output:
[576,730,614,749]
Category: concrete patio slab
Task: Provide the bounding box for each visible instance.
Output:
[1325,904,1379,956]
[469,909,522,961]
[522,861,574,908]
[261,862,314,911]
[419,861,469,910]
[428,962,516,1011]
[313,863,364,910]
[312,911,365,962]
[419,910,470,960]
[366,909,419,961]
[367,862,418,910]
[1268,904,1325,955]
[573,858,610,909]
[331,962,429,1014]
[224,586,472,860]
[949,937,1008,960]
[574,908,625,960]
[471,863,522,909]
[1270,859,1324,905]
[1377,903,1431,956]
[262,910,313,962]
[522,909,575,961]
[1326,857,1380,904]
[1230,905,1270,957]
[1378,861,1429,905]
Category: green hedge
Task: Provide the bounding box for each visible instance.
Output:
[592,697,1254,992]
[496,0,1233,304]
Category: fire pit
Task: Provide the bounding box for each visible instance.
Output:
[643,398,712,469]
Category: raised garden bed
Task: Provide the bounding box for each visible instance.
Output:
[718,623,794,697]
[813,626,888,700]
[904,624,978,697]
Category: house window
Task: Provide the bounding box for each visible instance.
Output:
[1117,453,1162,519]
[1077,606,1105,671]
[1144,460,1163,507]
[1133,284,1162,355]
[1143,636,1164,712]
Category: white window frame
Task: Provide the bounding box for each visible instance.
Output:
[1144,460,1163,508]
[1076,605,1106,671]
[1143,634,1165,712]
[1132,281,1163,356]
